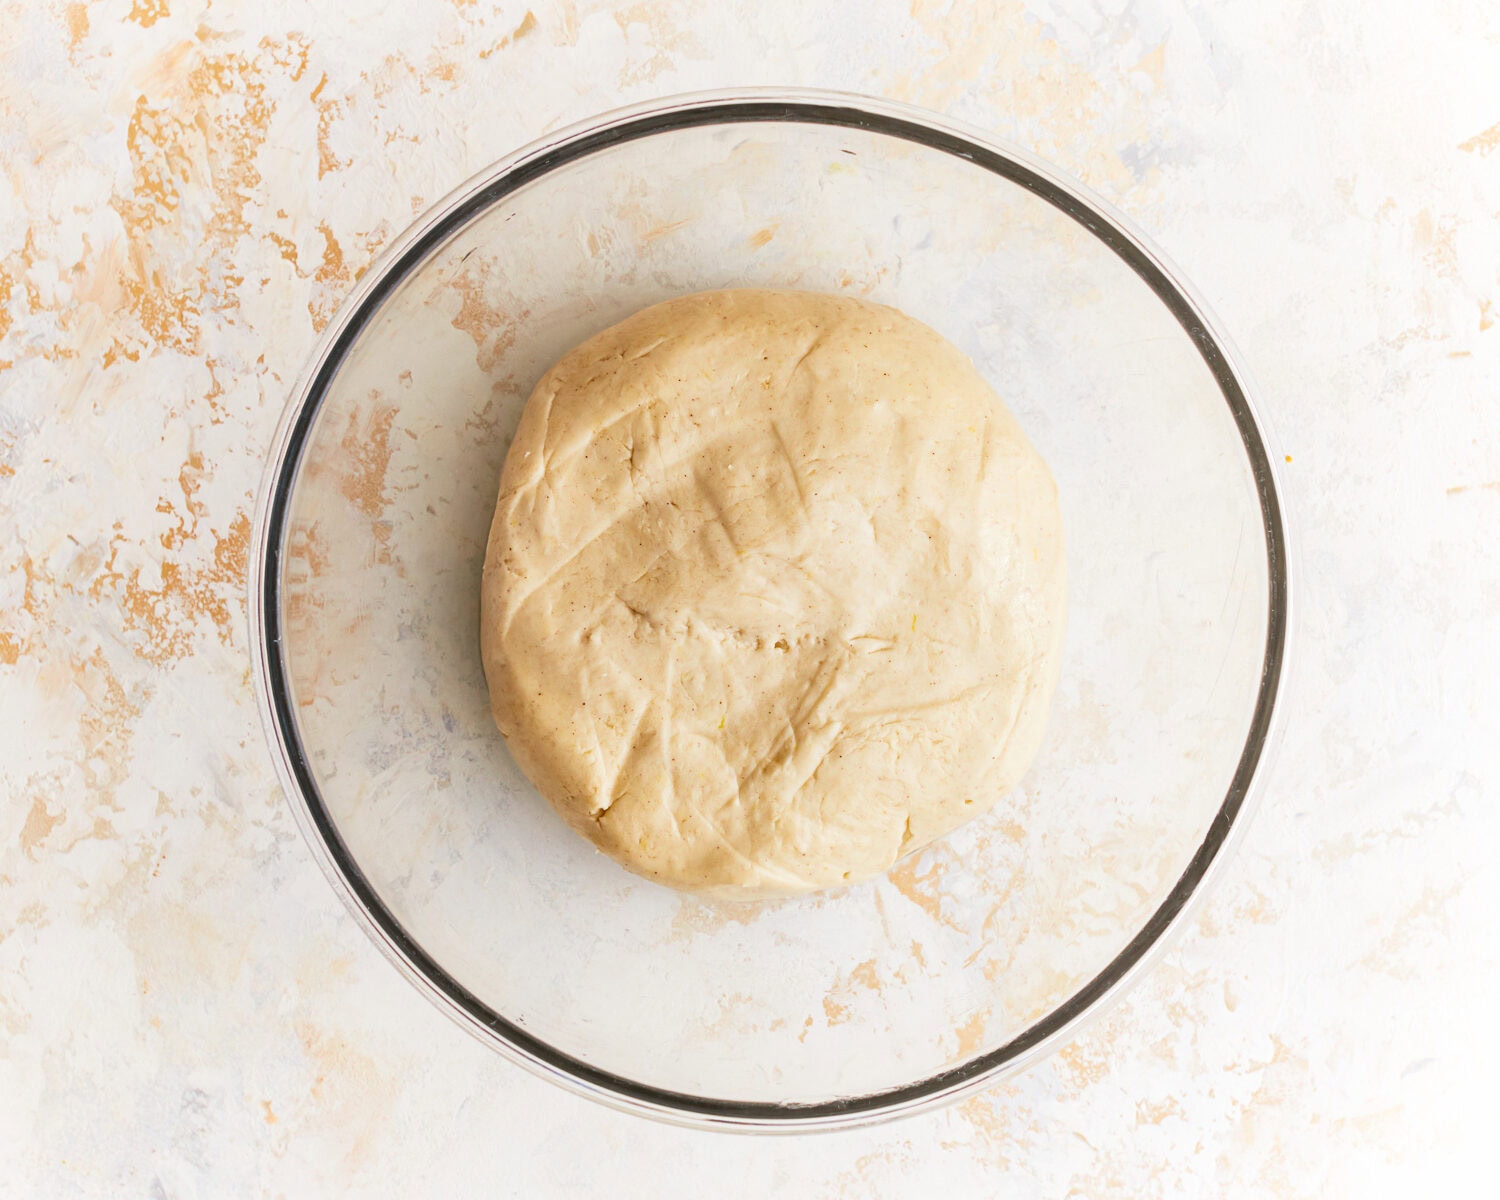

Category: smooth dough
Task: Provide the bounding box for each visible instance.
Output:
[481,289,1065,898]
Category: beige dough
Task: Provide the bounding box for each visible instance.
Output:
[481,289,1065,897]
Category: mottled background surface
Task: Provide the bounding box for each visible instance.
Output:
[2,0,1497,1195]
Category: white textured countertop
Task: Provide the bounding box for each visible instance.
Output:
[2,1,1497,1194]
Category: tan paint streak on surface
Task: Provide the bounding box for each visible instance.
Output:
[307,404,404,574]
[114,89,203,351]
[0,232,58,359]
[1459,120,1500,154]
[1223,1034,1310,1178]
[953,1090,1025,1165]
[0,264,14,368]
[30,646,145,814]
[1133,40,1167,87]
[1233,881,1280,926]
[338,407,397,518]
[848,959,880,991]
[748,224,777,248]
[73,648,144,804]
[63,3,90,51]
[670,897,764,937]
[446,270,525,372]
[281,522,357,689]
[1358,884,1461,979]
[640,218,691,243]
[1136,1095,1184,1125]
[308,222,351,332]
[108,42,295,361]
[98,453,252,663]
[612,3,696,85]
[818,956,885,1027]
[1229,1035,1297,1078]
[952,1009,986,1057]
[20,796,64,856]
[892,0,1138,192]
[1056,1038,1112,1090]
[1413,209,1460,281]
[311,73,350,179]
[550,0,580,44]
[992,818,1026,841]
[887,853,962,931]
[292,1020,398,1168]
[481,10,538,58]
[127,0,170,28]
[266,230,301,269]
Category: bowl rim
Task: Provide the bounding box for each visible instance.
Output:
[247,86,1293,1133]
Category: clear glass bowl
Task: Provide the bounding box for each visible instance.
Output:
[249,90,1290,1130]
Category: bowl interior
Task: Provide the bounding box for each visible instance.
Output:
[270,111,1271,1111]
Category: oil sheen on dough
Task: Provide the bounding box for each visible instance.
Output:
[481,289,1065,898]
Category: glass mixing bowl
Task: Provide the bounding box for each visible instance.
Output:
[249,90,1290,1130]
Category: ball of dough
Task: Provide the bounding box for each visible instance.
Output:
[481,289,1065,898]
